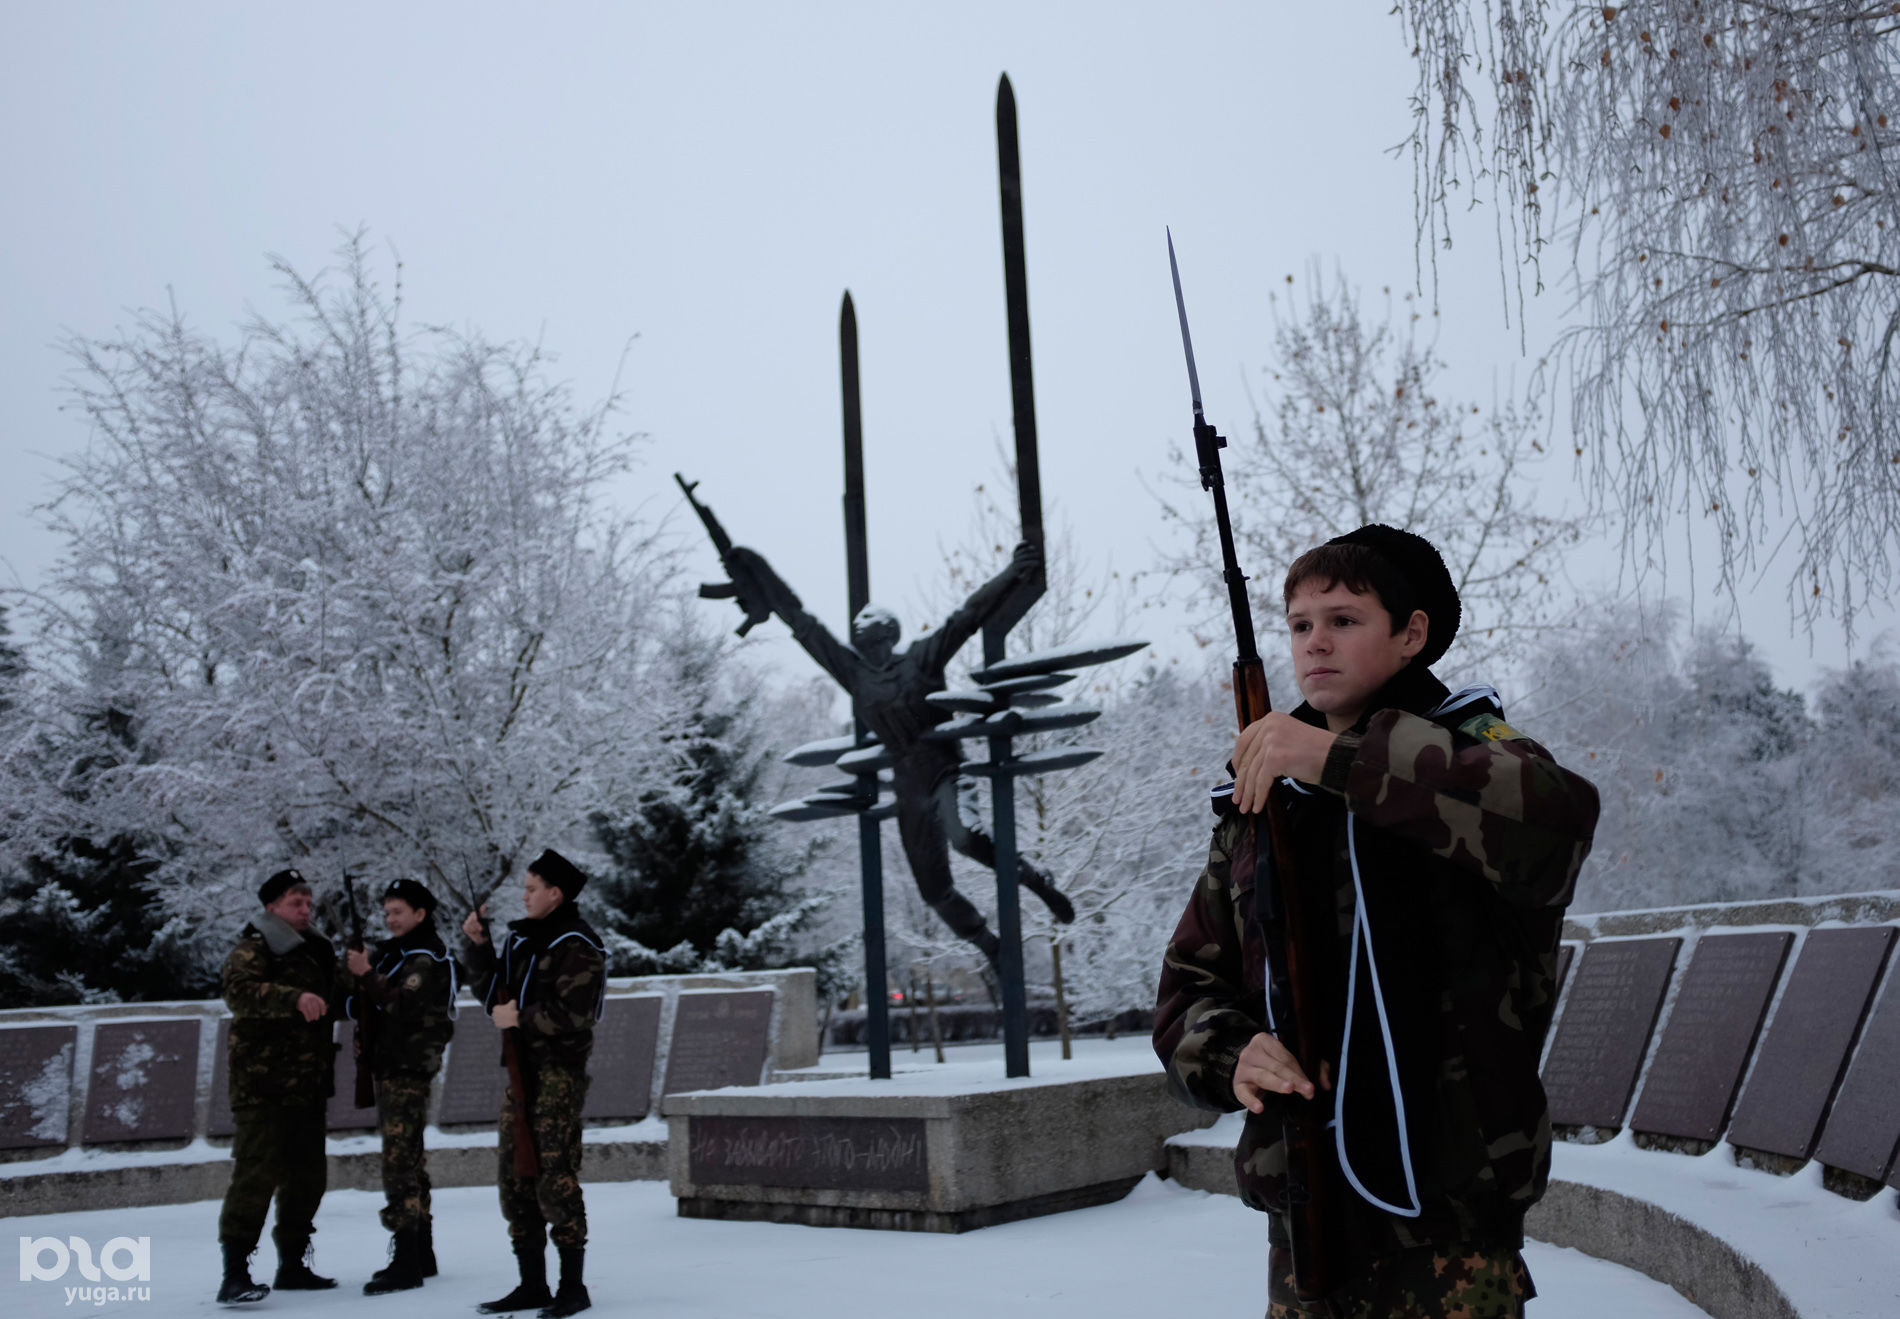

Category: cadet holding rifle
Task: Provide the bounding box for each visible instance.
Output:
[1152,239,1602,1319]
[214,868,353,1305]
[344,878,457,1296]
[461,850,606,1319]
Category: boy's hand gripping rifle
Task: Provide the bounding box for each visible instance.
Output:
[1168,231,1341,1306]
[342,867,376,1109]
[458,861,538,1178]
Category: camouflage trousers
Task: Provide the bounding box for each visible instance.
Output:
[1267,1235,1534,1319]
[498,1062,589,1250]
[218,1104,327,1252]
[376,1074,434,1233]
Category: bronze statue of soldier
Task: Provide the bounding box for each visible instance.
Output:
[716,538,1074,968]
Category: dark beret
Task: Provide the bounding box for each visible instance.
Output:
[528,848,587,898]
[258,868,309,906]
[1325,524,1462,669]
[381,878,437,914]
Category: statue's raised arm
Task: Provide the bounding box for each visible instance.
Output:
[720,546,863,690]
[915,541,1043,677]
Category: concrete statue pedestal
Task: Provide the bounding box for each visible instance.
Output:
[666,1041,1217,1233]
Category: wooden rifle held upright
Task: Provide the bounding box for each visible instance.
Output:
[459,862,539,1179]
[1167,232,1340,1305]
[341,867,376,1110]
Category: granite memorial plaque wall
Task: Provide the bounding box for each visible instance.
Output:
[81,1019,202,1144]
[1629,932,1790,1142]
[326,1021,378,1131]
[663,989,775,1095]
[1541,938,1680,1128]
[0,1025,77,1150]
[208,1018,235,1137]
[1814,963,1900,1182]
[1555,943,1575,997]
[436,1029,508,1126]
[581,995,662,1122]
[688,1114,928,1192]
[1728,926,1896,1160]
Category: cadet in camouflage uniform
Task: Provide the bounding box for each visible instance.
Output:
[462,849,606,1319]
[344,877,457,1296]
[1154,527,1601,1319]
[216,868,353,1305]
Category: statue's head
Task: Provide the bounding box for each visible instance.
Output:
[850,604,901,664]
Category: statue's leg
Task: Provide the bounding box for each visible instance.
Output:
[897,792,1001,967]
[935,777,1075,924]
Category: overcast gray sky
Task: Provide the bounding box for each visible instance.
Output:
[2,1,1884,692]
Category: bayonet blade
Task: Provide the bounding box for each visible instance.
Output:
[1166,227,1205,424]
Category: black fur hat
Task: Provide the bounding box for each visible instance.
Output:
[528,848,587,898]
[1324,524,1462,669]
[257,868,308,906]
[381,878,438,916]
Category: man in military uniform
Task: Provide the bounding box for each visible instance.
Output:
[1155,527,1601,1319]
[216,868,353,1305]
[462,849,606,1319]
[344,878,457,1295]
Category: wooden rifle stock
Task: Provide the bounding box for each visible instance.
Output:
[342,870,376,1110]
[472,896,539,1181]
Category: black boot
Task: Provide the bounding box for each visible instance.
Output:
[272,1230,337,1290]
[215,1240,270,1305]
[419,1215,438,1278]
[478,1244,552,1314]
[539,1246,590,1318]
[363,1225,426,1295]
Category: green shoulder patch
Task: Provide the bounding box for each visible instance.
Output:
[1458,712,1530,742]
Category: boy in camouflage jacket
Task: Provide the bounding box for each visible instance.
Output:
[344,877,457,1295]
[216,868,355,1305]
[462,849,606,1319]
[1154,526,1600,1319]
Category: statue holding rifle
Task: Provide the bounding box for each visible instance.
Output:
[679,479,1076,971]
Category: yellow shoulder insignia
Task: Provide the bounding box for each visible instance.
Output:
[1459,712,1529,742]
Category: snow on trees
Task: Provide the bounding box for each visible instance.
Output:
[1396,0,1900,629]
[0,236,703,988]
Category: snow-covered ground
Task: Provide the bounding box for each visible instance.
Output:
[2,1176,1707,1317]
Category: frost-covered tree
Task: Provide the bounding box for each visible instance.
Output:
[1397,0,1900,628]
[1156,270,1585,679]
[0,235,696,988]
[1515,601,1829,909]
[588,631,844,986]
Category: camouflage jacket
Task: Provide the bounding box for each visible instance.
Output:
[466,902,606,1072]
[345,925,457,1079]
[223,918,353,1109]
[1154,669,1600,1257]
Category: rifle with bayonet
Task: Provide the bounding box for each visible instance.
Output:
[675,474,772,637]
[342,867,377,1109]
[1167,230,1341,1306]
[456,860,538,1178]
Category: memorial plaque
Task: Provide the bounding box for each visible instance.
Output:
[208,1017,235,1137]
[1555,943,1575,995]
[663,989,775,1095]
[1541,938,1680,1128]
[1728,926,1896,1160]
[689,1114,928,1192]
[436,1029,508,1126]
[1630,932,1790,1142]
[82,1019,202,1144]
[0,1025,77,1150]
[326,1021,378,1131]
[581,996,662,1122]
[1815,966,1900,1181]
